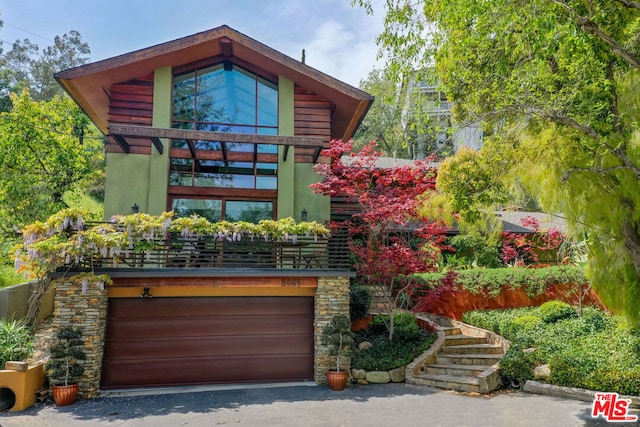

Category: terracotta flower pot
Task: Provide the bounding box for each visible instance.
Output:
[326,369,349,391]
[351,315,373,331]
[52,384,79,406]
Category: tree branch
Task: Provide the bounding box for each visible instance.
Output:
[561,165,636,181]
[615,0,640,11]
[541,111,600,140]
[552,0,640,69]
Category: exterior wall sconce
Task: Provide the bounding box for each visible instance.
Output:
[131,203,139,214]
[140,287,152,299]
[301,209,308,221]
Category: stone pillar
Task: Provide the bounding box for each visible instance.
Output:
[52,278,108,398]
[314,276,350,384]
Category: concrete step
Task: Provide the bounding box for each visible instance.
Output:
[441,344,504,355]
[437,353,503,366]
[439,327,461,336]
[413,374,480,393]
[444,334,488,346]
[424,363,490,377]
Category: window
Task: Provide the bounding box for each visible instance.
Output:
[172,62,278,134]
[171,198,273,223]
[169,62,279,223]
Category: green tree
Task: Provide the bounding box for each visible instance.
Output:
[356,0,640,323]
[0,91,103,238]
[355,67,457,159]
[1,29,90,103]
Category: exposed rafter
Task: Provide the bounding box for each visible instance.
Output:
[112,134,130,153]
[150,137,164,154]
[186,139,198,158]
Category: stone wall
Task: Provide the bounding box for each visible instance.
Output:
[314,276,351,383]
[52,279,108,398]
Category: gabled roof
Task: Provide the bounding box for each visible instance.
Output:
[55,25,374,140]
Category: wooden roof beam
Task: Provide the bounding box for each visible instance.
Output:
[109,124,325,148]
[220,37,233,58]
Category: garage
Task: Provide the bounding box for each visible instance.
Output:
[101,296,314,389]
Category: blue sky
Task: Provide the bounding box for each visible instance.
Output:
[0,0,384,87]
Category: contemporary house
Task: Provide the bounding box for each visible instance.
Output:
[53,25,373,394]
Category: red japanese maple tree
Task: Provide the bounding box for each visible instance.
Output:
[311,140,449,339]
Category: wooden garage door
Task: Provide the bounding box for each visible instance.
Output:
[101,296,314,389]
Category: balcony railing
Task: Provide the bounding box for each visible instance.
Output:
[64,228,353,272]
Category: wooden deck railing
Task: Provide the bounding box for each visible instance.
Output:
[65,228,353,271]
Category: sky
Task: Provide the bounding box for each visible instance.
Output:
[0,0,385,88]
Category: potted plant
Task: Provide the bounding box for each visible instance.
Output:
[45,326,85,406]
[350,284,372,331]
[322,315,354,391]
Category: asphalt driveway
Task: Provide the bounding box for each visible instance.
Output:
[1,383,638,427]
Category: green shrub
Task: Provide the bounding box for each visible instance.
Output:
[499,346,535,387]
[506,315,543,339]
[549,350,602,388]
[392,312,422,342]
[350,284,371,321]
[462,307,536,337]
[414,266,587,298]
[352,330,436,371]
[580,307,614,332]
[0,319,33,367]
[0,264,25,289]
[368,312,421,342]
[537,301,577,323]
[590,369,640,396]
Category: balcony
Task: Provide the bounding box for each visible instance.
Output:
[61,227,353,276]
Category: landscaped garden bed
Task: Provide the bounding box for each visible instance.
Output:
[461,301,640,396]
[351,312,437,384]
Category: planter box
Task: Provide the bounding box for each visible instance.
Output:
[0,361,46,411]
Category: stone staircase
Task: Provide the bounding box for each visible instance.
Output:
[407,314,509,394]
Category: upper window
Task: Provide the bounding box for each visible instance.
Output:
[172,62,278,135]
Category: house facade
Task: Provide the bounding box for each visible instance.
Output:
[54,25,372,394]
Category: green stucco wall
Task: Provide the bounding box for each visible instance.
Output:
[103,153,151,219]
[277,77,330,222]
[294,163,329,223]
[148,66,172,214]
[277,76,295,219]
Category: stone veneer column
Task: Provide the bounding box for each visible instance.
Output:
[52,279,108,398]
[314,276,351,383]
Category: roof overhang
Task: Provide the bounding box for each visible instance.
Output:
[55,25,374,141]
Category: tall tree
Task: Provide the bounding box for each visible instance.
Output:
[0,91,102,237]
[1,29,90,102]
[356,0,640,322]
[355,67,457,159]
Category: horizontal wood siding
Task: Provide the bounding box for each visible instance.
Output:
[294,85,332,162]
[107,74,154,154]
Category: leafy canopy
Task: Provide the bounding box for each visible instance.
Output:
[0,91,103,238]
[355,0,640,324]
